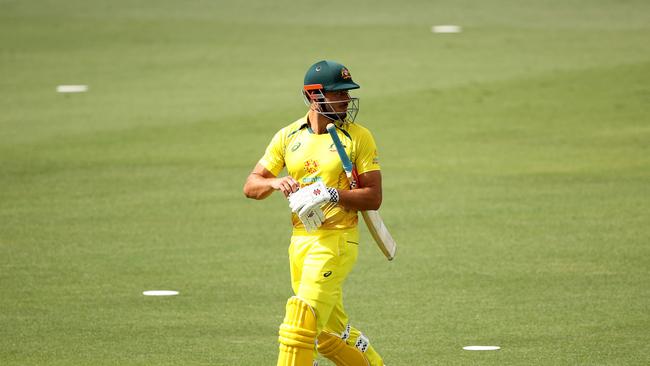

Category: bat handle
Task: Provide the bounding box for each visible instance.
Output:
[346,172,358,189]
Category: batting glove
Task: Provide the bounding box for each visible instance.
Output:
[299,206,325,232]
[288,182,339,230]
[289,182,338,212]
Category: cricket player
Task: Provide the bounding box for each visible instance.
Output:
[243,60,385,366]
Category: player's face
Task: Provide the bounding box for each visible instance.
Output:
[323,90,351,112]
[321,90,351,119]
[306,88,358,123]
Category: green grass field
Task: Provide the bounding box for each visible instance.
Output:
[1,1,649,365]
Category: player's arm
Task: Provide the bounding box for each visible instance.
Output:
[243,163,300,200]
[337,170,382,211]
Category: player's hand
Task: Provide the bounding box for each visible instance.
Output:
[288,181,339,215]
[299,206,325,232]
[271,176,300,197]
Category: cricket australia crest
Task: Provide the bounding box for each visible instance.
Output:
[304,159,319,174]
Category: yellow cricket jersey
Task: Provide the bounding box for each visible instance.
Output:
[259,115,381,230]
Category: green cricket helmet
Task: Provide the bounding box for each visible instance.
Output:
[303,60,360,124]
[304,60,360,91]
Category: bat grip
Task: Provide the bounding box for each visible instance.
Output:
[346,172,358,189]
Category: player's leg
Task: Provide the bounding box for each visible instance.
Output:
[293,229,357,330]
[278,230,347,366]
[288,236,322,364]
[319,325,384,366]
[280,228,363,365]
[317,229,384,366]
[317,328,369,365]
[277,296,318,366]
[345,325,384,366]
[318,313,384,365]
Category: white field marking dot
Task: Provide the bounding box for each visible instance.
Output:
[463,346,501,351]
[142,290,179,296]
[56,85,88,93]
[431,25,462,33]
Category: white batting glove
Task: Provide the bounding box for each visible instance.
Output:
[299,206,325,232]
[288,182,339,231]
[289,182,339,213]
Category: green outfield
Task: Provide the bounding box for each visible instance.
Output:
[1,1,649,365]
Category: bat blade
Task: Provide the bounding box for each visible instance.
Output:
[361,211,397,260]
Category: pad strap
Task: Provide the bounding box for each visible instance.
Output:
[354,333,370,353]
[341,324,351,341]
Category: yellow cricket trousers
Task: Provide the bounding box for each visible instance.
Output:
[289,227,359,333]
[288,227,384,365]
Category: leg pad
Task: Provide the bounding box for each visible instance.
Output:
[277,297,318,366]
[317,331,370,366]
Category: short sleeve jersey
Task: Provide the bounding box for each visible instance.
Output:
[259,115,381,230]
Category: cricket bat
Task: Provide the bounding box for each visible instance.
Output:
[326,123,397,261]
